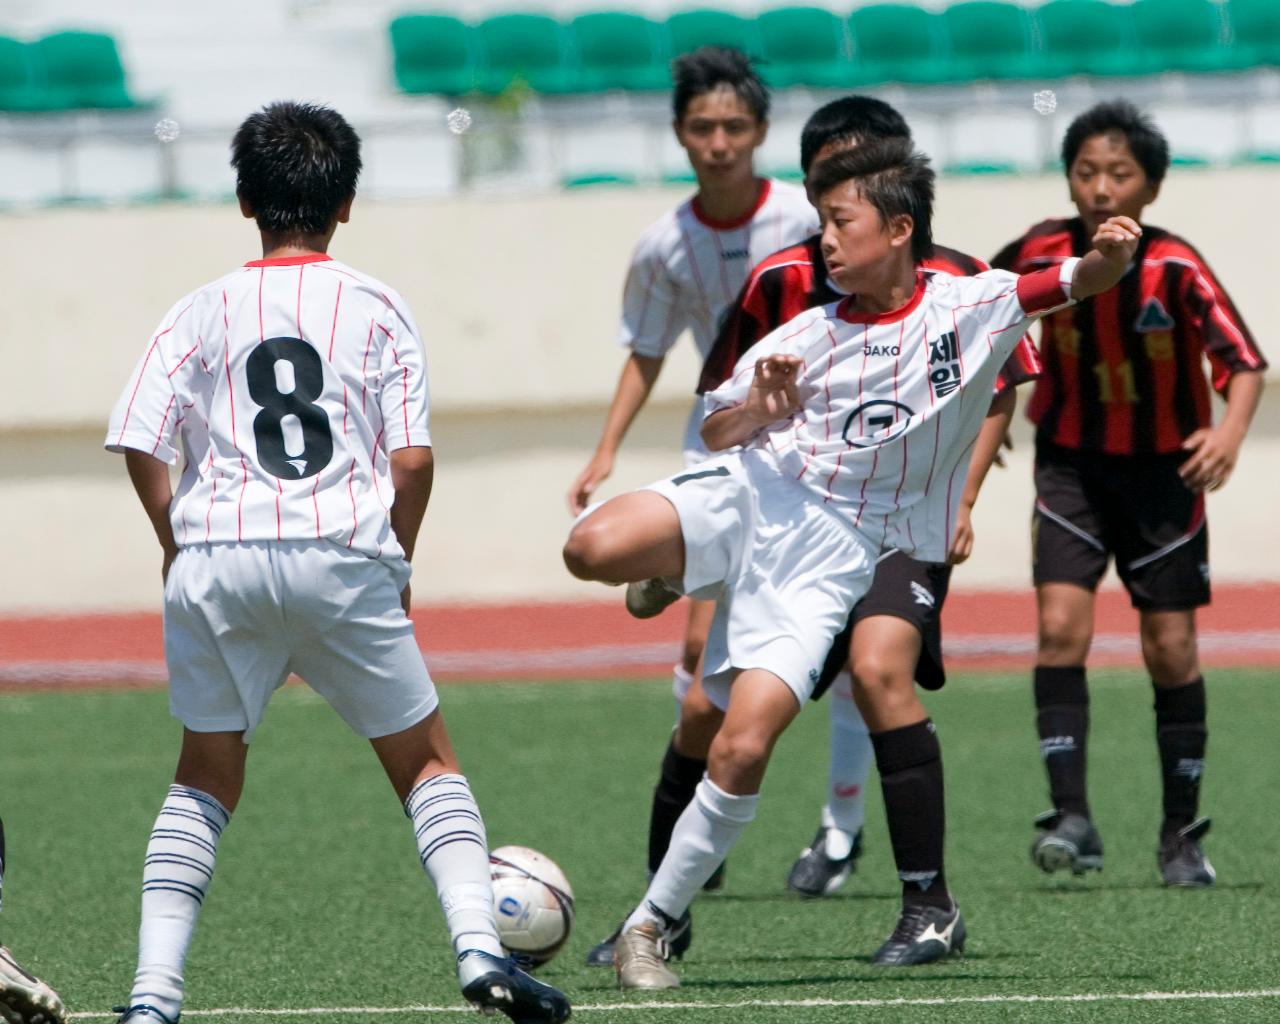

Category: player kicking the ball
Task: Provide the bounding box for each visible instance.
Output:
[993,100,1266,886]
[104,103,569,1024]
[0,819,66,1024]
[565,138,1140,988]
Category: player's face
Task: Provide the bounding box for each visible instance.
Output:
[818,180,912,293]
[1068,132,1159,235]
[674,86,766,188]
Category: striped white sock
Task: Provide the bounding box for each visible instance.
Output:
[130,784,229,1021]
[405,773,504,959]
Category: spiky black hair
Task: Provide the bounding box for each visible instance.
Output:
[671,46,769,123]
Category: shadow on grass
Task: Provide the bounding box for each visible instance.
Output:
[705,891,898,905]
[1029,879,1264,895]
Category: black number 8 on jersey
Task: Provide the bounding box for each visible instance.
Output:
[245,337,334,479]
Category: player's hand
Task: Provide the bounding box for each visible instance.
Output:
[1179,424,1243,492]
[745,354,803,426]
[568,450,615,516]
[947,504,975,565]
[400,583,412,615]
[1092,216,1142,263]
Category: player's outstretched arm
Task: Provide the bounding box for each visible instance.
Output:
[702,354,804,452]
[1179,369,1265,492]
[568,352,665,515]
[124,449,179,582]
[1069,216,1142,300]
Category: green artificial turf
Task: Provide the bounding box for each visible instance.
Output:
[2,669,1277,1022]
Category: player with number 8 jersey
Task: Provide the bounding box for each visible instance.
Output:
[103,102,569,1024]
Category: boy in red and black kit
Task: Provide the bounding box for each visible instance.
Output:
[992,100,1267,886]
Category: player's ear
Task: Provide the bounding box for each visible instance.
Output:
[237,192,255,221]
[888,212,914,249]
[336,193,354,224]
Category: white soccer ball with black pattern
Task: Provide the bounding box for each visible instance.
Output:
[489,845,575,967]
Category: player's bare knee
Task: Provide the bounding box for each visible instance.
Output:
[709,726,771,779]
[563,517,615,580]
[1140,618,1198,682]
[1037,609,1092,663]
[851,653,911,701]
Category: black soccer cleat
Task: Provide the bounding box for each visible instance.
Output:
[786,826,862,898]
[872,901,966,966]
[458,950,571,1024]
[1159,817,1216,888]
[112,1006,178,1024]
[583,910,692,968]
[1031,809,1103,876]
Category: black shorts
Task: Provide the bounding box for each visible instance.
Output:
[1032,440,1210,611]
[813,550,951,699]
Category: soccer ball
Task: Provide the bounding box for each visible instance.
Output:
[490,845,575,967]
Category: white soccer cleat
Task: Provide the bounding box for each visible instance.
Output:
[613,922,681,990]
[0,947,66,1024]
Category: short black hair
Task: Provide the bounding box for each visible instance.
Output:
[671,46,769,123]
[808,138,935,263]
[799,96,911,174]
[231,102,362,236]
[1061,99,1169,185]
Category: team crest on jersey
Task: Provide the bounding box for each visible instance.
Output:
[928,331,962,398]
[1134,297,1175,332]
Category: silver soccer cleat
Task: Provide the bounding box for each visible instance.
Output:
[614,921,681,990]
[0,947,66,1024]
[624,578,681,620]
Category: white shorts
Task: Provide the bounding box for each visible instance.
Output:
[645,448,878,710]
[163,541,438,743]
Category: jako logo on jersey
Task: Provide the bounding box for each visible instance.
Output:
[910,581,935,608]
[1134,297,1176,332]
[721,248,750,261]
[867,344,901,356]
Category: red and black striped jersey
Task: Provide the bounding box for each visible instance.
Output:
[698,233,1041,395]
[991,217,1267,455]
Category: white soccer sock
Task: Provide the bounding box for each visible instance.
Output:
[626,777,758,930]
[671,664,695,710]
[405,773,504,960]
[130,784,229,1021]
[824,672,872,859]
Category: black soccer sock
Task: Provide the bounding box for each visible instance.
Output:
[648,737,707,875]
[1034,665,1091,818]
[872,720,950,910]
[1154,677,1207,838]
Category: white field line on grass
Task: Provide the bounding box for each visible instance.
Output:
[6,629,1280,686]
[65,988,1280,1018]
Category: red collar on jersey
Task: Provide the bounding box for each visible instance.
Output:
[837,272,926,325]
[691,178,771,231]
[244,253,335,267]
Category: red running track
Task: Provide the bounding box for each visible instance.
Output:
[0,583,1276,688]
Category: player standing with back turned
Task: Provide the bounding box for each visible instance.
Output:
[993,100,1266,886]
[103,102,569,1024]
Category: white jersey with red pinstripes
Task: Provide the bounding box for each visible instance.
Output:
[105,252,430,564]
[618,178,818,362]
[705,260,1081,562]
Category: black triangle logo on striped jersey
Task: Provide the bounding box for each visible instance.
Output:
[1134,297,1175,332]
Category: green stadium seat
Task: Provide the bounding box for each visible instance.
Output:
[389,15,476,96]
[0,36,46,111]
[848,5,949,86]
[568,12,668,92]
[943,160,1019,175]
[1036,0,1139,78]
[1224,0,1280,68]
[757,7,849,88]
[666,9,760,58]
[941,1,1039,82]
[562,172,640,188]
[34,31,139,109]
[476,13,574,95]
[1130,0,1232,74]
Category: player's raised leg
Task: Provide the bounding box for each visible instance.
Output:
[1139,609,1214,887]
[851,618,963,966]
[564,491,685,588]
[0,819,68,1024]
[371,714,571,1023]
[118,730,245,1024]
[614,669,799,989]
